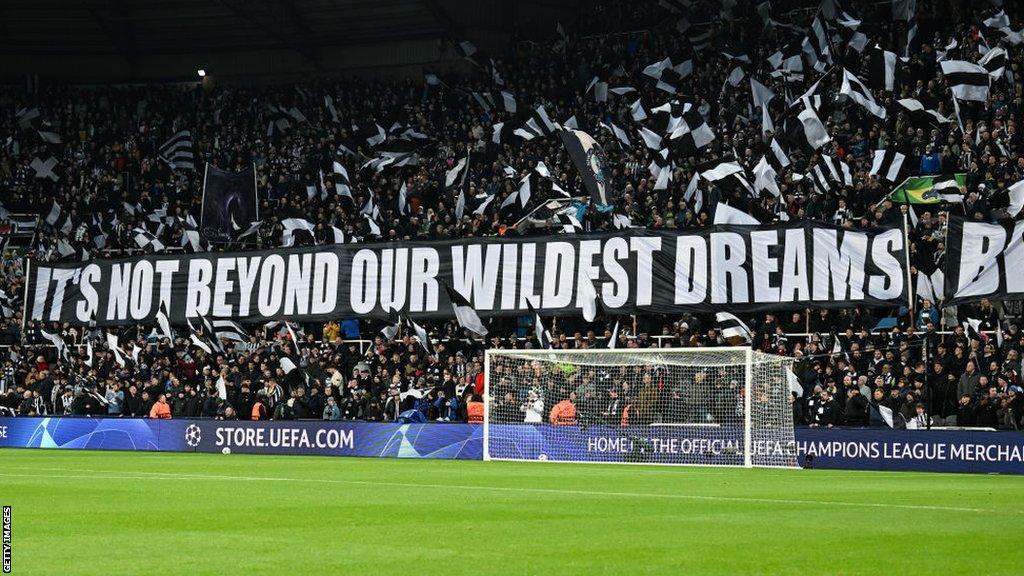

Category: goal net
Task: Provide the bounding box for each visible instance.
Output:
[483,348,797,468]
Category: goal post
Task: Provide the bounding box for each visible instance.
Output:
[483,347,798,468]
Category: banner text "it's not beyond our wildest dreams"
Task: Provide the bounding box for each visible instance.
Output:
[26,224,907,326]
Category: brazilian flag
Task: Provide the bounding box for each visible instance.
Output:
[889,173,967,204]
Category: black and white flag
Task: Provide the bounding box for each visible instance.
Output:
[156,300,174,345]
[281,218,316,248]
[607,320,620,349]
[811,156,853,193]
[830,332,849,361]
[989,178,1024,218]
[700,160,755,197]
[266,105,306,135]
[332,161,353,202]
[212,319,248,343]
[132,227,165,252]
[716,311,752,345]
[380,307,402,341]
[638,126,662,150]
[940,60,990,102]
[444,284,487,336]
[501,175,532,211]
[397,181,409,216]
[766,138,791,171]
[445,154,471,219]
[869,149,907,183]
[897,98,951,126]
[787,97,830,151]
[801,13,832,72]
[979,47,1007,80]
[514,106,558,140]
[528,301,553,349]
[753,156,781,198]
[106,332,128,368]
[408,316,434,357]
[40,329,71,362]
[983,10,1010,30]
[45,201,63,227]
[364,214,382,237]
[158,130,195,172]
[669,109,716,153]
[600,121,631,149]
[750,77,775,108]
[30,157,59,181]
[688,28,711,51]
[868,46,901,92]
[840,69,886,118]
[713,203,761,225]
[557,211,584,234]
[963,318,983,341]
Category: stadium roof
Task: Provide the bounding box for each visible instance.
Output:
[0,0,461,58]
[0,0,577,79]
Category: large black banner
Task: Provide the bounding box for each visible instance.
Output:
[200,164,258,243]
[944,215,1024,304]
[26,222,908,327]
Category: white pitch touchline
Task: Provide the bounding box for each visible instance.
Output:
[0,470,991,514]
[0,461,946,481]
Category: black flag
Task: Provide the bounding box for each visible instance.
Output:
[201,163,259,243]
[560,129,614,212]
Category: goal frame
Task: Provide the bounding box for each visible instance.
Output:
[483,346,769,468]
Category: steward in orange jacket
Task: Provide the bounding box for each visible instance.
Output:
[149,395,172,419]
[548,393,577,426]
[466,399,485,423]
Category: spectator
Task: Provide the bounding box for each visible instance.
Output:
[322,396,341,420]
[149,394,172,419]
[844,388,868,427]
[956,394,975,427]
[521,391,544,423]
[105,383,124,416]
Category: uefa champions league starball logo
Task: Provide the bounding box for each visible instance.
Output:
[184,424,202,447]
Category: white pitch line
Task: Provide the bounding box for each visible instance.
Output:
[0,470,991,514]
[0,460,951,481]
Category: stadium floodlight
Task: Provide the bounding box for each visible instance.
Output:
[483,347,798,468]
[197,69,206,77]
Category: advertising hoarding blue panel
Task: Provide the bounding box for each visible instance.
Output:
[0,418,482,460]
[2,418,1023,474]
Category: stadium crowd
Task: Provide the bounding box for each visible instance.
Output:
[1,0,1023,430]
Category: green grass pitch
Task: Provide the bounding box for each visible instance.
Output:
[1,449,1022,575]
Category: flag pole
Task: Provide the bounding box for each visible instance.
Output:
[511,196,587,229]
[902,211,914,316]
[872,175,910,212]
[939,210,950,330]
